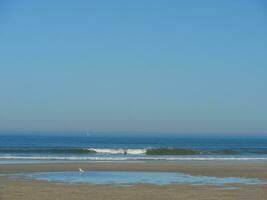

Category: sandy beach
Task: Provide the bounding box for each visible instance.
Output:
[0,162,267,200]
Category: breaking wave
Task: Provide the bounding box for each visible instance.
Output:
[1,148,267,155]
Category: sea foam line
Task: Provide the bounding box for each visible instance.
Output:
[87,148,146,155]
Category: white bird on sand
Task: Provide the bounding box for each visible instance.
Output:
[79,168,85,173]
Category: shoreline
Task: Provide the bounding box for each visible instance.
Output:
[1,176,266,200]
[1,161,267,179]
[1,162,267,200]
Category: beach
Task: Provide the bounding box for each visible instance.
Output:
[1,0,267,199]
[0,162,267,200]
[1,134,267,199]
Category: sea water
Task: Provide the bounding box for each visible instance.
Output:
[0,133,267,163]
[11,171,267,185]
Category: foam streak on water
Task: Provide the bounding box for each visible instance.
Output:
[87,148,146,155]
[1,156,267,161]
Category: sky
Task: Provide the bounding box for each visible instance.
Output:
[0,0,266,135]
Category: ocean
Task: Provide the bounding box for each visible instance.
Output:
[0,133,267,163]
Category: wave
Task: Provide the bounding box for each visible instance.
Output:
[146,148,201,155]
[0,148,96,154]
[87,148,146,155]
[0,148,147,155]
[0,156,267,161]
[251,149,267,154]
[1,147,267,155]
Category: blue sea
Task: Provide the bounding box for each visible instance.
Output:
[0,133,267,163]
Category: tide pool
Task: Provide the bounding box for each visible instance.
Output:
[10,171,267,185]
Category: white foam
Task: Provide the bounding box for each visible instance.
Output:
[88,148,146,155]
[127,149,147,154]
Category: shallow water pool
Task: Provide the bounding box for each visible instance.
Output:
[10,171,267,185]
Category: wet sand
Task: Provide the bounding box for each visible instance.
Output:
[0,162,267,200]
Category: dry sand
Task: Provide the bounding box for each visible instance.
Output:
[0,162,267,200]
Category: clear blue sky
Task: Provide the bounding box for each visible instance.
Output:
[0,0,266,134]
